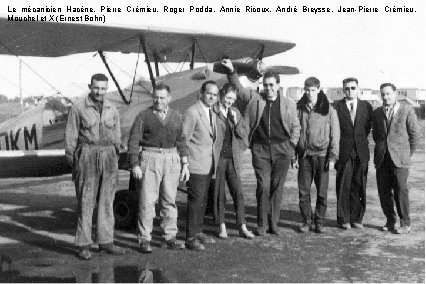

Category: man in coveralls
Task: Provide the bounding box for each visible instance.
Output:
[65,73,124,260]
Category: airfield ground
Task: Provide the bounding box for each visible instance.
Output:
[0,122,424,282]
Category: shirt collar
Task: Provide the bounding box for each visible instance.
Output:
[153,106,168,115]
[345,98,358,110]
[85,95,112,109]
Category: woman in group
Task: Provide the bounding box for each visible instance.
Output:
[212,83,254,239]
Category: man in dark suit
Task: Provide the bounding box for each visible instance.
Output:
[372,83,420,234]
[182,80,218,251]
[333,77,372,230]
[222,59,300,236]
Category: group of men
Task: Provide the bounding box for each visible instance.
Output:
[65,59,420,260]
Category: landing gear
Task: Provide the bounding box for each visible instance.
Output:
[114,174,138,229]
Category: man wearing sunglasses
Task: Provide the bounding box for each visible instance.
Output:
[333,78,373,230]
[222,59,300,236]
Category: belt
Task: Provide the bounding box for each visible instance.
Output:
[142,146,177,153]
[80,142,114,147]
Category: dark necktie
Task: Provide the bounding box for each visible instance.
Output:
[209,108,216,141]
[350,102,355,123]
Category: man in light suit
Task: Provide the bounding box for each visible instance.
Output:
[183,80,218,251]
[372,83,420,234]
[333,77,372,230]
[223,59,300,236]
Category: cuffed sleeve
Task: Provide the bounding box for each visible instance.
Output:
[407,107,420,156]
[328,107,340,162]
[127,113,143,168]
[176,113,189,158]
[289,101,301,148]
[64,105,80,165]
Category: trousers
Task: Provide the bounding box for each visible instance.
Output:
[213,157,246,227]
[376,152,410,226]
[186,173,212,239]
[251,142,292,230]
[298,155,329,225]
[336,154,368,224]
[74,145,118,247]
[137,150,181,242]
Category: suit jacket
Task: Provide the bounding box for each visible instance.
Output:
[183,101,218,176]
[227,72,301,149]
[333,99,372,164]
[212,103,248,179]
[372,102,420,169]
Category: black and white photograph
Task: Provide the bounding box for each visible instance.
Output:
[0,0,424,282]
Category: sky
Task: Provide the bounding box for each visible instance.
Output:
[0,0,425,98]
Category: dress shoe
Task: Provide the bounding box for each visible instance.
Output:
[340,223,351,230]
[267,228,280,236]
[298,223,311,233]
[196,233,216,244]
[99,243,125,255]
[77,247,92,260]
[381,222,395,232]
[185,237,205,251]
[351,223,364,229]
[239,229,255,240]
[163,238,185,250]
[254,227,266,236]
[315,224,326,234]
[139,240,152,253]
[395,226,411,234]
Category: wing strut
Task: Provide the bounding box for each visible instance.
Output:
[154,54,160,77]
[190,40,196,70]
[140,36,156,90]
[257,44,265,60]
[98,50,130,104]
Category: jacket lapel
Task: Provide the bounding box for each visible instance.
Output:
[339,99,353,127]
[197,102,213,136]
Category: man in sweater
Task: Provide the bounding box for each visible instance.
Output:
[128,83,190,253]
[222,59,300,236]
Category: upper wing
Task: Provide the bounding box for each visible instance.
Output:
[0,17,295,61]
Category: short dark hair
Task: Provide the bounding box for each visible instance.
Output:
[91,73,108,84]
[154,83,171,94]
[201,80,218,93]
[304,77,320,88]
[380,83,396,91]
[342,77,358,86]
[220,83,237,98]
[263,71,280,84]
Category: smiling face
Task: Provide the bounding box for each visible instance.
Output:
[200,83,219,107]
[220,91,237,109]
[88,79,108,102]
[262,76,279,100]
[152,89,170,111]
[380,86,397,107]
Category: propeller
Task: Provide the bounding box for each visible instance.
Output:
[191,57,299,81]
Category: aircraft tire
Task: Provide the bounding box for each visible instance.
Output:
[113,190,138,229]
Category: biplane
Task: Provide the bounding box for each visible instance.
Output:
[0,17,298,227]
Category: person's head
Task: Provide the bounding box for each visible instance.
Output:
[342,77,359,101]
[152,83,171,111]
[380,83,397,107]
[200,80,219,107]
[262,71,280,99]
[304,77,321,104]
[88,73,108,102]
[219,83,237,109]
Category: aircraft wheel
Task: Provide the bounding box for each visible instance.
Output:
[114,190,137,229]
